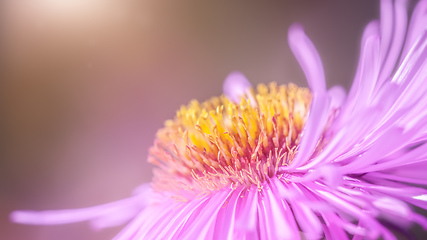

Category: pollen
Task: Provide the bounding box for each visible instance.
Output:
[148,82,311,196]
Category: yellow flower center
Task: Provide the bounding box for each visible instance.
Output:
[149,82,311,198]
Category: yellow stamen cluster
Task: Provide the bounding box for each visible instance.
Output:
[148,82,311,196]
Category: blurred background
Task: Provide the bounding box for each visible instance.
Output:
[1,0,414,239]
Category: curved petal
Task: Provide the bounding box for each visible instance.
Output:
[286,92,330,169]
[223,71,255,105]
[213,187,244,239]
[337,21,380,129]
[380,0,394,64]
[401,0,427,59]
[378,0,408,84]
[327,86,347,111]
[10,184,151,229]
[288,23,326,95]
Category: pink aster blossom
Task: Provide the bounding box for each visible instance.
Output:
[10,0,427,239]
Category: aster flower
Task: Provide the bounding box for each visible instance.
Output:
[10,0,427,239]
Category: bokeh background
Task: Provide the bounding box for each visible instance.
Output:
[1,0,422,239]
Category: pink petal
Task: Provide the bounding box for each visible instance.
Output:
[213,187,244,239]
[10,184,151,228]
[287,92,330,169]
[222,71,255,105]
[288,23,326,94]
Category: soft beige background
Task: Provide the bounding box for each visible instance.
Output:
[2,1,420,239]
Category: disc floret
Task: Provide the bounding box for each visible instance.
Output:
[149,83,311,197]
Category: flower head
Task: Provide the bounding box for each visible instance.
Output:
[10,0,427,239]
[150,78,311,197]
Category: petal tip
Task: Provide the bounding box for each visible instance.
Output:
[9,210,32,224]
[288,23,304,34]
[222,71,253,103]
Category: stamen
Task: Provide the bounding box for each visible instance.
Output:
[148,83,311,196]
